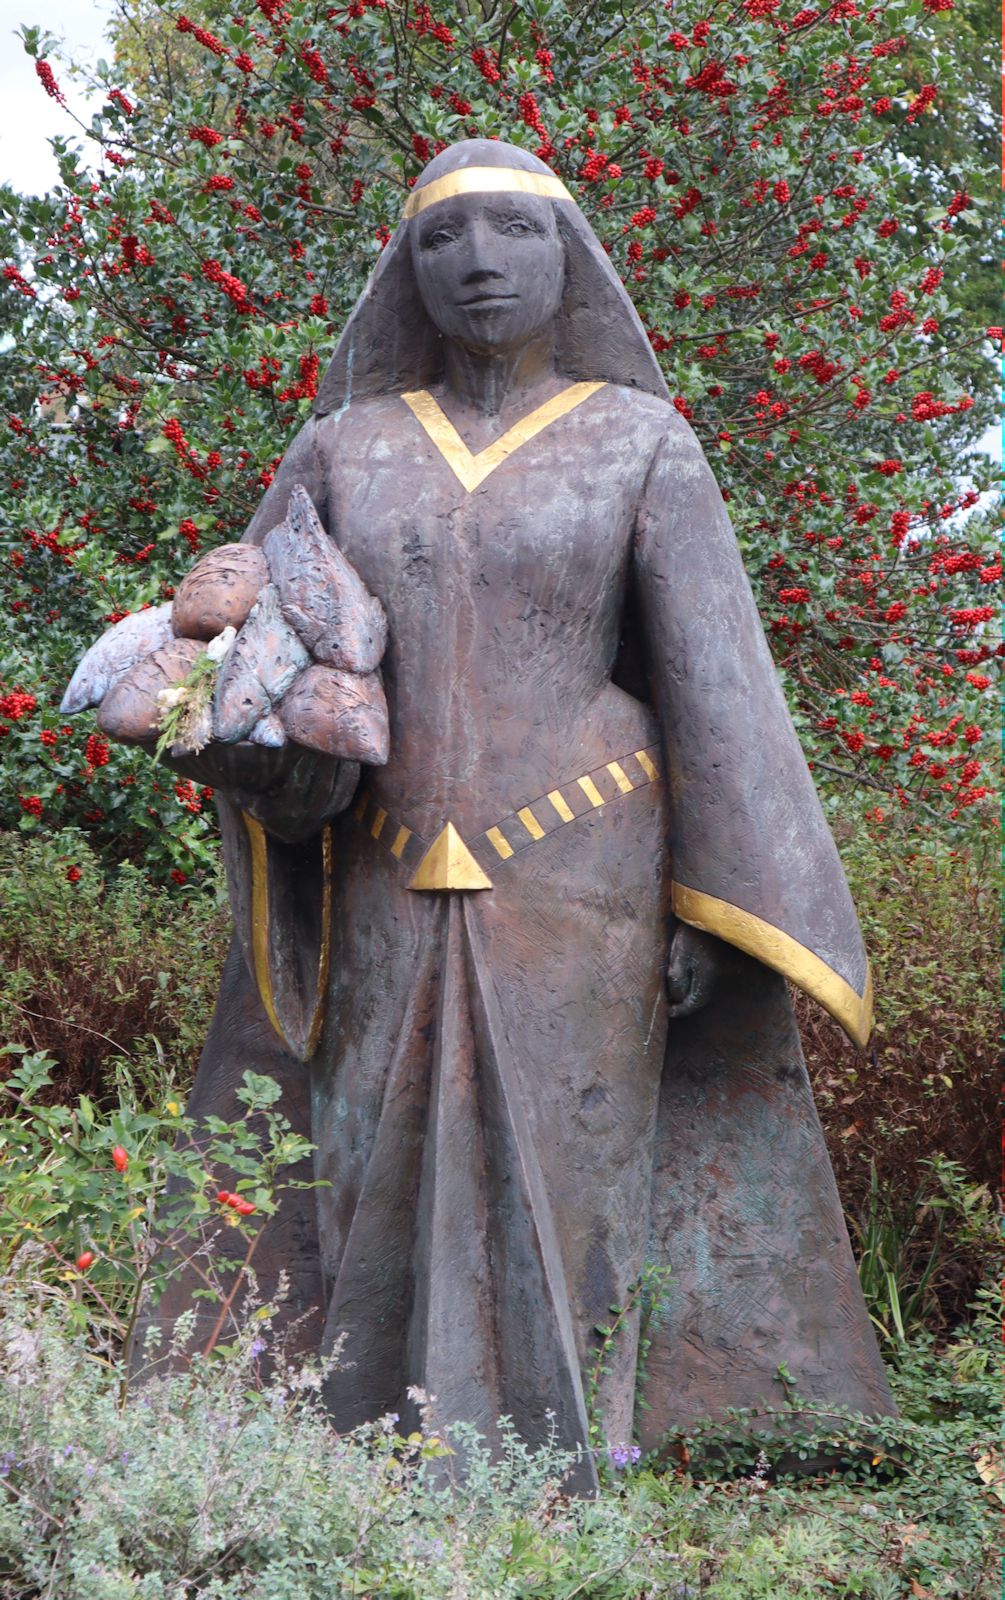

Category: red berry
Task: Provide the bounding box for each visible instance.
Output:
[76,1251,95,1271]
[111,1145,128,1173]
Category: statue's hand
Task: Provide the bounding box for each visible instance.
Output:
[665,923,727,1019]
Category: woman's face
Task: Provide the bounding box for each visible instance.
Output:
[410,191,565,356]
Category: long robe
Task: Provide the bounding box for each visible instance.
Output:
[146,375,893,1491]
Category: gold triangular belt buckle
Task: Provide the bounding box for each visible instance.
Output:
[408,821,493,892]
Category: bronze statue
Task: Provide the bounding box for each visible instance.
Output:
[64,139,894,1491]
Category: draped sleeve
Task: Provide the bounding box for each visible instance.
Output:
[632,417,872,1048]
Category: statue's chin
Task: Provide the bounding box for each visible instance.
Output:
[449,318,554,360]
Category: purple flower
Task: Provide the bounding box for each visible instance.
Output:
[249,1338,267,1358]
[607,1443,642,1470]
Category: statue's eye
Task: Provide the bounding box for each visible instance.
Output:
[422,227,458,249]
[501,219,533,236]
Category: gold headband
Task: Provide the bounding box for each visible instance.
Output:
[402,166,574,220]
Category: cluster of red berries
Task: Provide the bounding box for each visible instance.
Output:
[217,1189,257,1216]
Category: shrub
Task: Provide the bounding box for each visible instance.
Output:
[800,814,998,1325]
[0,828,228,1100]
[0,849,997,1595]
[0,1276,997,1598]
[0,1048,316,1357]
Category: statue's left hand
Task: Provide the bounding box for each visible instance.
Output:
[665,923,727,1018]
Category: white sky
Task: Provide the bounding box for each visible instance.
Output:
[0,0,997,464]
[0,0,109,196]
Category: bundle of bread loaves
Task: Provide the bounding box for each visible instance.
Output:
[61,486,389,767]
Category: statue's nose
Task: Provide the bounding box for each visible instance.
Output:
[459,219,506,283]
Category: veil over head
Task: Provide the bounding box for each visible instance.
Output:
[313,139,670,415]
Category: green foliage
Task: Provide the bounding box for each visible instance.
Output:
[800,814,998,1325]
[851,1156,995,1345]
[0,1048,316,1365]
[0,828,228,1093]
[0,1273,997,1597]
[0,0,998,877]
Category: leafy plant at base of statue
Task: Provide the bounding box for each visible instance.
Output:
[0,1048,318,1388]
[0,1281,997,1597]
[851,1156,997,1347]
[585,1260,672,1481]
[659,1281,999,1597]
[0,0,998,878]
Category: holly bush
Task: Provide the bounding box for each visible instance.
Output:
[0,0,998,880]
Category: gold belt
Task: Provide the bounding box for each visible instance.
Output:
[350,743,662,891]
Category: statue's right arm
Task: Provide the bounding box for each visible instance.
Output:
[240,415,328,548]
[219,413,359,841]
[62,413,378,844]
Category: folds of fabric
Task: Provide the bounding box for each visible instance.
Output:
[633,420,873,1047]
[320,893,597,1491]
[217,795,333,1061]
[310,750,668,1478]
[641,947,895,1442]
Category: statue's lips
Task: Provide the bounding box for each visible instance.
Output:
[459,292,517,307]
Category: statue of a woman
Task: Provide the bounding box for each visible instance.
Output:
[66,139,893,1490]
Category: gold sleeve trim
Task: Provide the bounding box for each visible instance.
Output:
[243,811,332,1060]
[671,881,873,1049]
[402,167,573,219]
[244,811,283,1042]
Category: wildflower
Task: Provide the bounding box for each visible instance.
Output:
[111,1145,129,1173]
[206,625,237,663]
[608,1443,642,1469]
[157,685,187,713]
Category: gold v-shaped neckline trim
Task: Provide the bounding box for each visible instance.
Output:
[401,381,605,492]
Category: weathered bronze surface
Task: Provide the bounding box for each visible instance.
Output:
[65,138,894,1491]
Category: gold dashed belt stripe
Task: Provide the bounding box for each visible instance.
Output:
[350,743,662,892]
